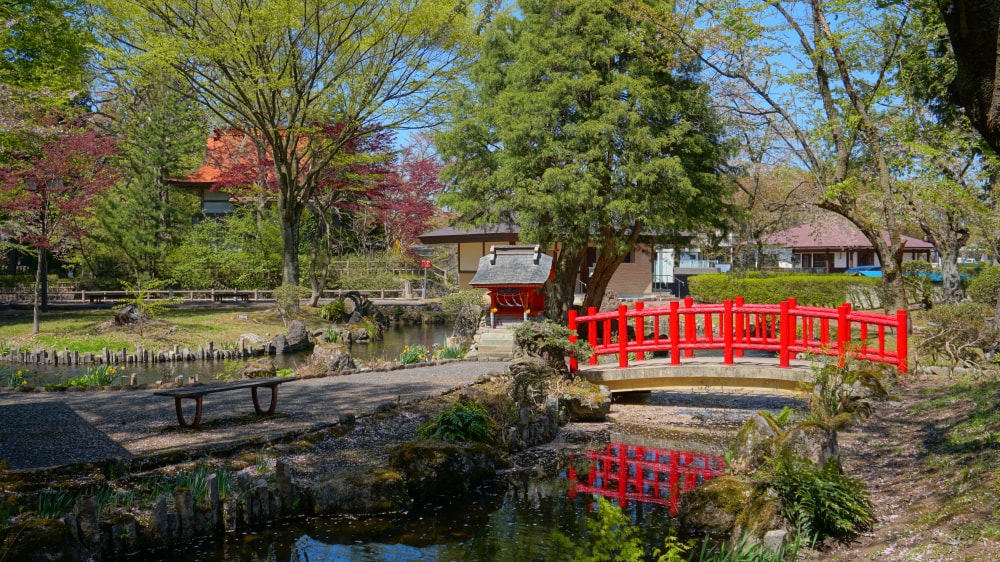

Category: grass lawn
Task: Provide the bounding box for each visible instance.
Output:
[0,305,329,354]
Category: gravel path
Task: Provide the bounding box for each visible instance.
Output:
[0,360,508,471]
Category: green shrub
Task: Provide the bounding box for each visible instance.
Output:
[967,265,1000,306]
[434,345,467,360]
[272,284,310,315]
[514,319,593,370]
[319,300,347,321]
[902,260,934,307]
[416,399,499,444]
[440,289,488,316]
[688,273,879,307]
[767,456,875,542]
[917,302,998,370]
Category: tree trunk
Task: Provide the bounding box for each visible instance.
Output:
[278,193,302,287]
[940,1,1000,154]
[544,246,586,324]
[32,248,44,334]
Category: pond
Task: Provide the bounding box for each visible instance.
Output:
[125,430,730,562]
[11,322,455,387]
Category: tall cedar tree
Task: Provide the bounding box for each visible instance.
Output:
[437,0,731,320]
[92,82,207,280]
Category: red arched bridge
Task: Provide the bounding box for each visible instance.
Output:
[567,297,908,393]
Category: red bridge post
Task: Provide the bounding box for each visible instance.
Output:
[588,307,598,366]
[618,305,629,368]
[669,300,680,365]
[837,302,851,368]
[635,301,645,361]
[897,308,908,374]
[779,300,790,368]
[723,299,734,365]
[568,309,578,373]
[734,296,745,358]
[683,297,695,358]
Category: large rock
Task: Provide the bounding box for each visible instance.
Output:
[731,486,787,544]
[677,475,753,534]
[271,334,290,354]
[240,358,276,379]
[310,342,355,374]
[306,469,411,515]
[285,320,312,352]
[729,412,779,475]
[388,440,509,500]
[775,423,839,470]
[560,383,612,422]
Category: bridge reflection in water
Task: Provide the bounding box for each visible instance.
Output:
[568,442,727,515]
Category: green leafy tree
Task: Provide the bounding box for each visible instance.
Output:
[93,0,479,287]
[634,0,925,312]
[438,0,732,320]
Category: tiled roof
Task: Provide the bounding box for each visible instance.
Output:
[763,216,934,250]
[418,224,520,244]
[469,245,552,286]
[170,130,257,186]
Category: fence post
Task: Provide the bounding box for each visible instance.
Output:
[837,303,850,368]
[779,300,790,368]
[723,299,734,365]
[896,308,908,374]
[568,309,579,373]
[734,296,745,358]
[683,297,695,358]
[618,304,629,368]
[588,307,598,366]
[669,300,680,365]
[635,302,645,361]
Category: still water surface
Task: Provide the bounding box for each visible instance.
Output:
[20,323,454,386]
[128,432,728,561]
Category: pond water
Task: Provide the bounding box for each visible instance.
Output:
[14,323,454,386]
[126,431,730,562]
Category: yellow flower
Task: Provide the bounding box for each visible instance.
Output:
[20,381,26,386]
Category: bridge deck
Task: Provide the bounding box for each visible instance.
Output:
[576,354,817,394]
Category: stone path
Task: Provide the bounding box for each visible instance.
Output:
[0,360,508,471]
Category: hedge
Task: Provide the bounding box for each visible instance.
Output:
[688,273,881,307]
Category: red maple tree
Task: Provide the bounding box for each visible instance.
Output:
[370,135,446,250]
[0,121,118,330]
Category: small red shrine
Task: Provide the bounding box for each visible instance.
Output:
[469,245,552,326]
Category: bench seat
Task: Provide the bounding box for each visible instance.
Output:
[154,377,292,428]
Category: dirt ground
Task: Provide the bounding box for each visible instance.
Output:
[817,371,1000,561]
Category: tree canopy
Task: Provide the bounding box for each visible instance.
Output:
[438,0,732,319]
[93,0,479,286]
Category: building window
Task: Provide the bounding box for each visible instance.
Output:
[813,253,827,268]
[800,254,812,268]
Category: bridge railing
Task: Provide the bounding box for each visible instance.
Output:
[567,296,908,374]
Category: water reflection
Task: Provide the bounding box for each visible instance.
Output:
[568,442,727,515]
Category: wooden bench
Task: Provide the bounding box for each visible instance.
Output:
[212,291,251,302]
[153,377,292,428]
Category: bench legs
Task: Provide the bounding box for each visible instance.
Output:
[173,396,204,428]
[252,384,279,415]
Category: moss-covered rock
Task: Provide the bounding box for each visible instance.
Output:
[560,382,611,422]
[305,468,410,515]
[729,413,778,475]
[774,422,839,470]
[0,518,89,561]
[388,440,509,500]
[676,475,752,534]
[731,485,786,545]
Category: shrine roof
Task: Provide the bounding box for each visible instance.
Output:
[469,245,552,287]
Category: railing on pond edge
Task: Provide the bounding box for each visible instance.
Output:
[0,288,412,304]
[568,442,727,515]
[567,296,908,375]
